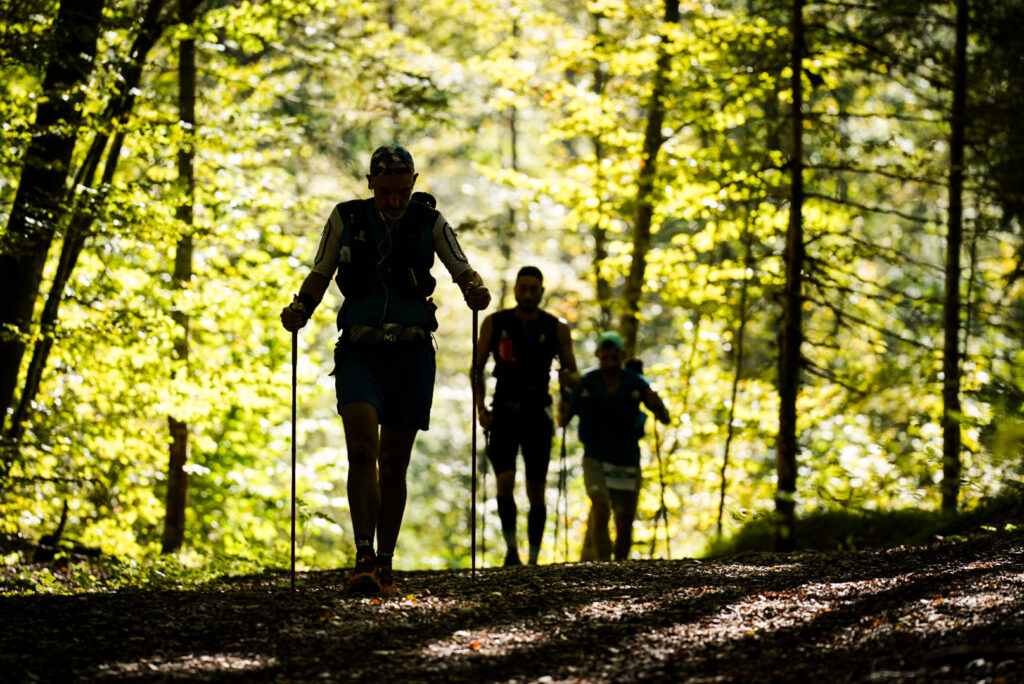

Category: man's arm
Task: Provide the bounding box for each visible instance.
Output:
[280,272,331,331]
[644,387,671,425]
[558,382,579,428]
[554,320,580,390]
[281,207,342,331]
[432,213,491,311]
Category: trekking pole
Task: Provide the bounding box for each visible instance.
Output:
[481,429,489,565]
[470,309,479,577]
[559,424,569,562]
[553,427,562,563]
[290,326,298,591]
[653,421,670,560]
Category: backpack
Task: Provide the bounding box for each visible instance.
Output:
[576,370,646,445]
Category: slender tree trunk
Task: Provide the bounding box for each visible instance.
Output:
[163,0,196,553]
[590,11,612,330]
[718,218,753,538]
[498,18,521,307]
[0,0,177,482]
[579,123,612,564]
[0,0,104,430]
[590,195,612,331]
[500,99,516,306]
[6,131,127,451]
[581,0,678,562]
[619,0,680,360]
[942,0,968,513]
[776,0,805,551]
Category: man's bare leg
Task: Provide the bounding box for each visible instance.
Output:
[611,489,639,561]
[589,496,613,561]
[526,479,546,564]
[375,424,417,555]
[494,469,521,565]
[340,402,382,541]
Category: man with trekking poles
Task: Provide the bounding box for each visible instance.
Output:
[473,266,579,566]
[280,144,491,594]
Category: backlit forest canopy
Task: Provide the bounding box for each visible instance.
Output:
[1,0,1022,574]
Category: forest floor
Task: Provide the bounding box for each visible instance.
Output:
[1,528,1023,683]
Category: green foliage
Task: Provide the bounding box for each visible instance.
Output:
[2,0,1023,580]
[1,548,267,596]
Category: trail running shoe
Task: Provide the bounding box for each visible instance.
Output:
[347,551,381,595]
[374,564,399,595]
[504,549,523,567]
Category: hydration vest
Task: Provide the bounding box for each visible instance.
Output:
[333,198,437,324]
[490,308,560,407]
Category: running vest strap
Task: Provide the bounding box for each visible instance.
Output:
[490,308,560,407]
[333,198,437,302]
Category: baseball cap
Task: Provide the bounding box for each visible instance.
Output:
[369,144,415,176]
[597,331,624,351]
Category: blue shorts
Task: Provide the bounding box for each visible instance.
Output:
[333,340,435,430]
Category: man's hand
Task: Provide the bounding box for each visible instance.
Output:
[458,270,491,310]
[280,297,307,332]
[478,407,493,430]
[646,389,671,425]
[557,367,580,390]
[466,285,491,310]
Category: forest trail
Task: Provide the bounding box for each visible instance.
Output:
[2,530,1022,683]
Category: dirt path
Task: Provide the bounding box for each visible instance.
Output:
[2,532,1022,682]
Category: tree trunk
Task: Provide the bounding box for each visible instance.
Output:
[5,130,127,451]
[941,0,968,513]
[718,218,753,539]
[580,0,678,561]
[590,10,613,331]
[776,0,805,551]
[619,0,680,360]
[498,17,521,308]
[0,0,104,430]
[0,0,177,482]
[579,122,612,564]
[162,0,197,554]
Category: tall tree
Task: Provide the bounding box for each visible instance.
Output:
[588,9,613,331]
[941,0,969,513]
[4,132,128,452]
[718,218,754,538]
[776,0,804,550]
[163,0,197,553]
[0,0,104,431]
[1,0,179,481]
[620,0,680,359]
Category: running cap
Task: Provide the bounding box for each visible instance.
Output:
[597,331,624,351]
[369,144,415,176]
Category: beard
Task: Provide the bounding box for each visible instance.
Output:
[516,299,539,313]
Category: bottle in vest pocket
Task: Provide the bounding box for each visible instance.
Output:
[498,330,516,362]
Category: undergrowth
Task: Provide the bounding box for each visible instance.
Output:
[4,488,1022,596]
[703,486,1024,557]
